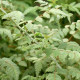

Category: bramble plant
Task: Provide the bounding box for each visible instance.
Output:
[1,0,80,80]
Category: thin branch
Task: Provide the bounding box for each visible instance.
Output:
[50,56,62,69]
[0,8,34,42]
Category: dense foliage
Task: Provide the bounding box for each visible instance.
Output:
[1,0,80,80]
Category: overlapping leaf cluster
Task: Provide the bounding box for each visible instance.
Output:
[0,0,80,80]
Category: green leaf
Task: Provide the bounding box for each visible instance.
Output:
[26,22,33,32]
[44,46,53,56]
[68,66,80,79]
[2,11,24,23]
[46,74,62,80]
[0,28,13,42]
[43,12,50,18]
[15,57,22,62]
[0,58,20,80]
[35,16,43,22]
[76,21,80,30]
[24,6,38,15]
[49,8,67,16]
[49,16,54,23]
[73,30,80,39]
[35,60,42,77]
[70,23,75,30]
[46,65,55,72]
[19,61,27,67]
